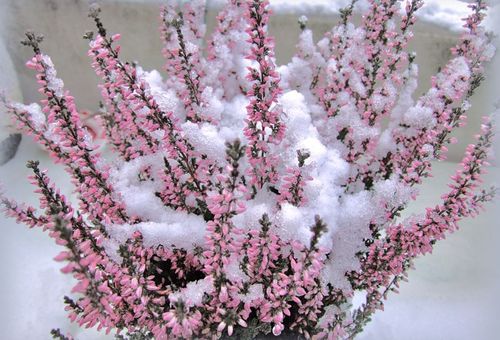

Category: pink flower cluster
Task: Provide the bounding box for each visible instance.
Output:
[244,0,286,190]
[161,1,210,123]
[0,1,496,339]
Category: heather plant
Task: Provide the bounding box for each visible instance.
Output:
[0,0,497,339]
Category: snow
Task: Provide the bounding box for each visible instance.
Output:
[232,200,272,232]
[219,95,248,141]
[110,154,166,220]
[373,176,418,215]
[217,89,354,252]
[436,56,472,99]
[269,0,473,31]
[321,190,375,291]
[223,255,249,283]
[238,284,264,304]
[41,55,64,98]
[279,91,317,151]
[278,56,318,94]
[208,0,475,31]
[181,122,226,163]
[403,104,436,129]
[200,86,224,121]
[109,154,207,251]
[276,203,312,245]
[417,0,473,31]
[13,103,45,130]
[143,70,182,116]
[108,218,207,251]
[169,277,214,308]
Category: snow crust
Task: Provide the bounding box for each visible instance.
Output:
[41,55,64,98]
[169,277,214,307]
[207,0,473,31]
[108,154,207,252]
[105,60,424,294]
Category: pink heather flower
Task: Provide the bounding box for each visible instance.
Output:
[0,1,496,339]
[243,0,285,190]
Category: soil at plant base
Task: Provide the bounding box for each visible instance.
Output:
[223,330,305,340]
